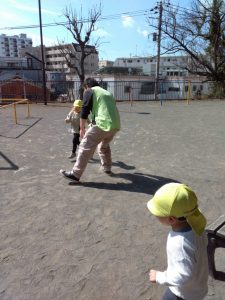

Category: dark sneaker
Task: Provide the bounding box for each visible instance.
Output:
[60,169,79,182]
[67,153,76,159]
[100,166,112,176]
[104,170,112,176]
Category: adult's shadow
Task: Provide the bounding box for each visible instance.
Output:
[88,158,135,171]
[72,172,179,195]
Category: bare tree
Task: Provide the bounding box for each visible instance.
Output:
[148,0,225,94]
[60,4,101,98]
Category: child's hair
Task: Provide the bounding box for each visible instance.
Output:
[147,183,207,235]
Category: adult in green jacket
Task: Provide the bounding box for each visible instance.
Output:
[60,78,120,182]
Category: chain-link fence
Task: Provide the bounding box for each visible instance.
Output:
[0,79,214,104]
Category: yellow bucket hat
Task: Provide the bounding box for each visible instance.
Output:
[147,183,206,235]
[73,99,82,108]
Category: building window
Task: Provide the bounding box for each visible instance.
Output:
[141,82,155,94]
[27,58,33,69]
[124,86,132,93]
[168,87,180,92]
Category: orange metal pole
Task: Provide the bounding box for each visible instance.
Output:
[13,103,18,124]
[27,99,30,117]
[187,81,191,104]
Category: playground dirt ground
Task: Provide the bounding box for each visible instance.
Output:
[0,100,225,300]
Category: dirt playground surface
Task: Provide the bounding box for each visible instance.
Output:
[0,100,225,300]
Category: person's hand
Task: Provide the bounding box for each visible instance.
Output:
[149,269,158,283]
[80,128,86,139]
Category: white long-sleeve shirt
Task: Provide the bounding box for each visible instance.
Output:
[156,229,208,300]
[66,111,80,134]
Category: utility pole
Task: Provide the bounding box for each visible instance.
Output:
[38,0,47,105]
[154,1,163,101]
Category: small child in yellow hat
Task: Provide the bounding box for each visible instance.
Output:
[65,100,82,159]
[147,182,208,300]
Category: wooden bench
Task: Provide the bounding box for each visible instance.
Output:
[206,214,225,281]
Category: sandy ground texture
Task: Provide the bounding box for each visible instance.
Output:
[0,100,225,300]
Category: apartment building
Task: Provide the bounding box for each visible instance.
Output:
[19,46,44,62]
[99,60,114,69]
[0,56,42,82]
[114,55,189,77]
[0,34,32,57]
[45,43,99,74]
[0,57,28,69]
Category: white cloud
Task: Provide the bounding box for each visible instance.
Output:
[30,33,57,47]
[121,15,135,28]
[137,28,149,38]
[8,0,60,16]
[92,28,110,38]
[0,11,30,25]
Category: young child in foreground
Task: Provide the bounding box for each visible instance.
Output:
[147,182,208,300]
[65,99,82,159]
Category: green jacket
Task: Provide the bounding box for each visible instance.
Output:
[91,86,120,132]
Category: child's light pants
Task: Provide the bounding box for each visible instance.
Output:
[72,125,118,179]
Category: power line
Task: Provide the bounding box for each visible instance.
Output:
[0,3,213,31]
[165,3,196,14]
[163,2,215,18]
[0,8,156,31]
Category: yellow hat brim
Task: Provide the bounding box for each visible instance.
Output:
[147,199,167,217]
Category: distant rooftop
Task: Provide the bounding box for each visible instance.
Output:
[0,33,30,39]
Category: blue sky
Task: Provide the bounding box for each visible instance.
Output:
[0,0,187,61]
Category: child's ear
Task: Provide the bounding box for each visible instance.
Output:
[168,216,177,224]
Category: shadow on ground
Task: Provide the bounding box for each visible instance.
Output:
[0,117,42,139]
[87,159,136,171]
[70,172,179,195]
[0,151,19,170]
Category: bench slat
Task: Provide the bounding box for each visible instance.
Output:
[206,214,225,233]
[217,227,225,239]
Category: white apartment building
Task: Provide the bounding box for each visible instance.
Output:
[45,43,99,74]
[114,55,189,77]
[98,60,114,69]
[0,34,32,57]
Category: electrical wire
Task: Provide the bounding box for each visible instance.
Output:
[163,2,218,18]
[0,8,157,31]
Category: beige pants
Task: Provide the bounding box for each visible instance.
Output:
[72,125,118,179]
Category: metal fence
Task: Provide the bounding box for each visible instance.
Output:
[0,79,214,103]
